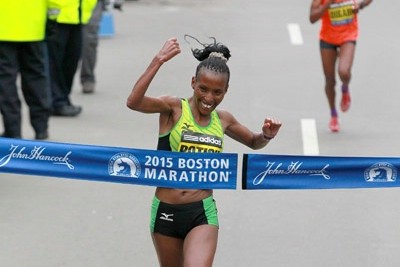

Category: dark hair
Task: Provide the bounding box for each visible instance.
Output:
[184,34,231,83]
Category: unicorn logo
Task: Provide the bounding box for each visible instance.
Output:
[365,162,397,182]
[117,160,132,176]
[109,153,141,178]
[372,167,388,180]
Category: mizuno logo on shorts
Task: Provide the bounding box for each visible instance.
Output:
[160,213,174,222]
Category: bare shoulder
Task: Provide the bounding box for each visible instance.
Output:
[216,108,231,119]
[159,95,182,109]
[159,95,181,103]
[216,109,237,129]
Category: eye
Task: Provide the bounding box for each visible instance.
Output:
[213,90,224,96]
[199,87,207,93]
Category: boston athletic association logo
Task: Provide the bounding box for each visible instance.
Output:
[364,162,397,182]
[108,152,141,178]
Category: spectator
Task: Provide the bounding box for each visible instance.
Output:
[80,0,124,94]
[0,0,51,139]
[80,0,105,94]
[46,0,98,116]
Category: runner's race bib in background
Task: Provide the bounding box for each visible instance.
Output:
[328,1,355,26]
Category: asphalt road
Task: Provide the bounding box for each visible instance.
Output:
[1,0,400,266]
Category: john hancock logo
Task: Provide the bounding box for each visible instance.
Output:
[364,162,397,182]
[252,161,330,186]
[108,152,141,178]
[0,144,73,169]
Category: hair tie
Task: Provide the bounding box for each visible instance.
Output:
[209,52,228,62]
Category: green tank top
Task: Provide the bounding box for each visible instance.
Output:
[157,98,224,153]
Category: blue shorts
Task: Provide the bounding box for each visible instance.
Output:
[150,195,219,239]
[320,39,356,50]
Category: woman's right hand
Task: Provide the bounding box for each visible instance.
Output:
[310,0,334,23]
[157,37,181,63]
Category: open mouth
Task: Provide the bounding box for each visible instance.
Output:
[201,102,213,110]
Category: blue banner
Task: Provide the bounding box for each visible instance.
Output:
[0,138,237,189]
[243,154,400,190]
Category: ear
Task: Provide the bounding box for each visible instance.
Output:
[191,76,196,89]
[225,83,229,92]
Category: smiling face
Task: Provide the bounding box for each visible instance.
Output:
[191,69,229,115]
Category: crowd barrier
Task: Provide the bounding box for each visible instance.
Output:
[0,138,399,190]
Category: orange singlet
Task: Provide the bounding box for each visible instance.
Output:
[319,0,358,45]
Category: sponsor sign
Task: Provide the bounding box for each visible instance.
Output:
[243,154,400,190]
[0,138,237,189]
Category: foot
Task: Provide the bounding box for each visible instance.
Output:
[329,117,340,132]
[52,105,82,117]
[340,92,351,112]
[35,130,49,140]
[82,82,95,94]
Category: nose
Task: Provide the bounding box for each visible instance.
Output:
[203,91,214,102]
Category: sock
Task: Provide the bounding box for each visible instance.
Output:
[331,108,338,117]
[341,84,349,93]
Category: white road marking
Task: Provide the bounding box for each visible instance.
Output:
[287,23,303,45]
[301,119,320,155]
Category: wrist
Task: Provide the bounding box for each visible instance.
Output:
[154,54,166,65]
[263,134,274,141]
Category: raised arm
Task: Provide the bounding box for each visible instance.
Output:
[220,110,282,150]
[309,0,333,24]
[126,37,181,113]
[353,0,373,12]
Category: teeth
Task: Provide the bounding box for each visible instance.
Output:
[202,102,212,109]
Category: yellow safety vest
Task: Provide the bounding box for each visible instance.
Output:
[47,0,98,24]
[0,0,47,41]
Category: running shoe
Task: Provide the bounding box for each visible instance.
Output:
[329,117,340,132]
[340,92,351,112]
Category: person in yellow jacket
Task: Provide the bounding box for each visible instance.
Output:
[46,0,97,116]
[0,0,51,139]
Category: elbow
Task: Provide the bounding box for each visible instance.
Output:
[309,12,320,24]
[309,17,317,24]
[126,98,139,111]
[126,101,134,110]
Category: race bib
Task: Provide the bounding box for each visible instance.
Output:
[328,1,355,26]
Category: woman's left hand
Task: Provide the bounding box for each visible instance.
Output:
[262,118,282,139]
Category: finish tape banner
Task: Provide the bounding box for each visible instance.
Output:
[242,154,400,190]
[0,138,237,189]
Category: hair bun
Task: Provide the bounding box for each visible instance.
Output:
[184,34,231,62]
[209,52,228,62]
